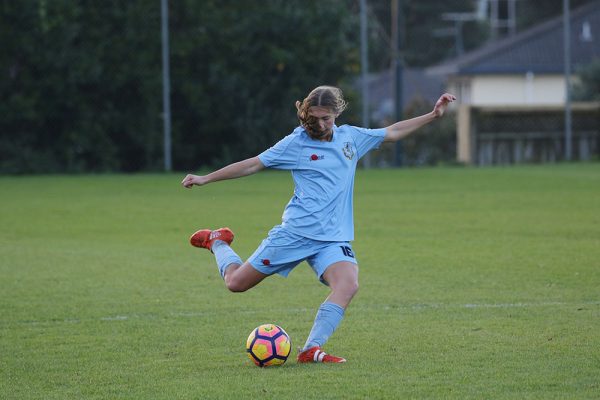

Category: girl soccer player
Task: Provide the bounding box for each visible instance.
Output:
[182,86,455,363]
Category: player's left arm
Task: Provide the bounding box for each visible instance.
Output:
[384,93,456,142]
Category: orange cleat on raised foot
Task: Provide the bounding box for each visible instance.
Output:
[189,227,234,252]
[297,346,346,364]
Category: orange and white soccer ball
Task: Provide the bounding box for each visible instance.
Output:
[246,324,291,367]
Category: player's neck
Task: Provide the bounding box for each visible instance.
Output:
[310,130,333,142]
[320,132,333,142]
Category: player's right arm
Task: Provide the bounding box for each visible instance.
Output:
[181,156,265,188]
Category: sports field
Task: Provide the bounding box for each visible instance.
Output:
[1,164,599,399]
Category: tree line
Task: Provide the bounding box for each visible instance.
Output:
[2,1,362,173]
[1,1,594,173]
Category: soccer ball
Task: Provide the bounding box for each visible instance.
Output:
[246,324,291,367]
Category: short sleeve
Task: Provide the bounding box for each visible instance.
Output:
[258,133,301,170]
[348,126,386,159]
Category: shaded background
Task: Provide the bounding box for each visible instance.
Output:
[1,0,596,173]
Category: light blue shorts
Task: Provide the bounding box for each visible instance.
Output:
[247,225,358,286]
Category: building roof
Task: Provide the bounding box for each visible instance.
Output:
[427,1,600,76]
[365,68,445,123]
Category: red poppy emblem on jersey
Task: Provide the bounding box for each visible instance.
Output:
[262,259,270,266]
[310,154,324,161]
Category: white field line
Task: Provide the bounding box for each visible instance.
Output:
[171,300,600,318]
[7,300,599,326]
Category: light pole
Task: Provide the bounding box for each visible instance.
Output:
[392,0,403,167]
[563,0,572,161]
[360,0,370,168]
[161,0,172,171]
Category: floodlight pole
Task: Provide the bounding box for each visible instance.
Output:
[161,0,173,171]
[392,0,403,167]
[563,0,572,161]
[360,0,371,168]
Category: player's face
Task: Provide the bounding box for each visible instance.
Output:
[307,107,336,141]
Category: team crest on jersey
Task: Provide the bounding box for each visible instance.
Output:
[342,142,354,160]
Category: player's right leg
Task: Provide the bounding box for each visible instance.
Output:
[190,228,268,292]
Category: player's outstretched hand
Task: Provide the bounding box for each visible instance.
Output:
[433,93,457,118]
[181,174,207,188]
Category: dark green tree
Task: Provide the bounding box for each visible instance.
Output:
[573,59,600,101]
[169,0,358,170]
[0,1,163,173]
[0,0,359,173]
[365,0,489,69]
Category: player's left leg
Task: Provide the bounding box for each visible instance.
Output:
[298,260,359,363]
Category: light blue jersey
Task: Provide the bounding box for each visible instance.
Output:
[258,124,386,242]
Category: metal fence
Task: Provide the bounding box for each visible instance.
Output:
[458,103,600,165]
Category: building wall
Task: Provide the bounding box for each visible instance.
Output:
[452,74,567,106]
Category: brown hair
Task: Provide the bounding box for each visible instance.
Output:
[295,86,347,137]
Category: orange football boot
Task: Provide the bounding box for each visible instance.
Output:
[189,227,234,252]
[297,346,346,363]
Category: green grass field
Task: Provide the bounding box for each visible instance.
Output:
[1,164,599,399]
